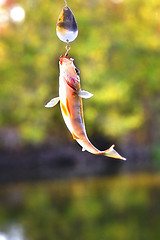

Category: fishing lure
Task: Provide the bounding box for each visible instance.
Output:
[56,5,78,43]
[45,1,126,160]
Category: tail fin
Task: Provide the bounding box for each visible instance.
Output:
[104,145,126,160]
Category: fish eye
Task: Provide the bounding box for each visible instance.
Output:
[75,67,80,75]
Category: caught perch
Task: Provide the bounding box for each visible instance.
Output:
[45,56,126,160]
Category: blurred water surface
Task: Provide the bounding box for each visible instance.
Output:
[0,174,160,240]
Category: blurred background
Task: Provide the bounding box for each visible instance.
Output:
[0,0,160,239]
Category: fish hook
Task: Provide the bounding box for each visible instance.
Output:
[64,0,67,6]
[65,41,71,56]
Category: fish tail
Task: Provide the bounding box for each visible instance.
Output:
[103,144,126,160]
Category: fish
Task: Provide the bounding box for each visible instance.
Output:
[45,56,126,160]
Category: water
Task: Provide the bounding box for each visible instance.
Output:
[0,224,25,240]
[0,174,160,240]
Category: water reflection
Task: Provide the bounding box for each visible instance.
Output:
[0,174,160,240]
[0,233,7,240]
[0,224,25,240]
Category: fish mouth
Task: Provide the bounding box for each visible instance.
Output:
[59,55,73,65]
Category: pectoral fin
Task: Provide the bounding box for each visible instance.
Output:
[104,145,126,160]
[45,97,60,108]
[78,90,93,99]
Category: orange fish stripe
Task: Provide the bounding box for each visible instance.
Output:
[66,98,71,116]
[72,132,80,140]
[60,101,68,117]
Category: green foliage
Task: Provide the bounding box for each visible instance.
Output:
[0,0,160,144]
[0,175,160,240]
